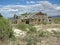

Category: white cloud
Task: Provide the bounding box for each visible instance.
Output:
[0,1,60,17]
[55,6,60,10]
[26,1,36,4]
[0,8,18,11]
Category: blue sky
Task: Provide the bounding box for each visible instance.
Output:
[0,0,48,5]
[0,0,60,18]
[0,0,60,5]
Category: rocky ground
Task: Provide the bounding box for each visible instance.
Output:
[12,24,60,45]
[13,24,60,37]
[34,24,60,32]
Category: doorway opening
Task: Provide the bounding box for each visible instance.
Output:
[26,19,29,24]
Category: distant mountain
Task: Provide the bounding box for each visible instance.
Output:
[51,15,60,18]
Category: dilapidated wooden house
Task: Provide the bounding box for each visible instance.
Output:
[10,12,54,25]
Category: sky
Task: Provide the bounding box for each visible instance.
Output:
[0,0,60,18]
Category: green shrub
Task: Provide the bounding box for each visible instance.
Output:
[17,23,28,31]
[54,18,60,23]
[17,23,34,31]
[28,27,36,33]
[43,22,47,25]
[0,18,15,41]
[26,42,32,45]
[17,43,20,45]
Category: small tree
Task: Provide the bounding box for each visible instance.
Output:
[0,13,3,17]
[21,13,28,16]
